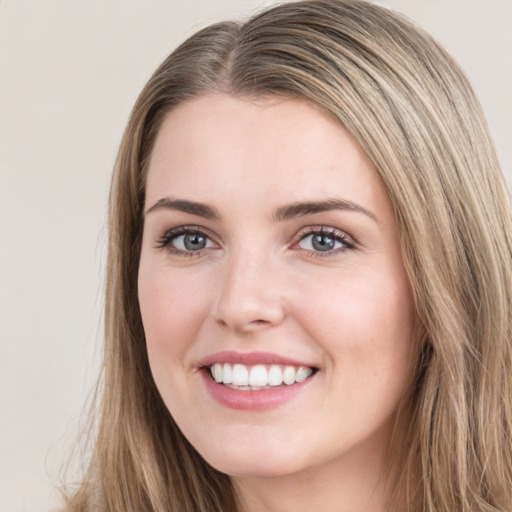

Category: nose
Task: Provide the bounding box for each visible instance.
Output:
[213,251,286,334]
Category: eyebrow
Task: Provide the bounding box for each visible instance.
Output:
[273,198,378,224]
[145,197,378,224]
[145,198,221,219]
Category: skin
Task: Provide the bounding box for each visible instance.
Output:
[138,94,417,512]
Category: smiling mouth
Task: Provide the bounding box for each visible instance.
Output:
[207,363,317,391]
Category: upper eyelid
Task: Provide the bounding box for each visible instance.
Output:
[297,225,346,235]
[161,225,213,238]
[156,226,216,247]
[294,225,356,243]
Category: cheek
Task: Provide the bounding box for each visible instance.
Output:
[295,265,416,387]
[137,262,212,385]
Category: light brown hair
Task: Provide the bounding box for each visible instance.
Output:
[63,1,512,510]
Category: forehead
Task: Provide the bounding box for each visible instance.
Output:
[146,94,387,213]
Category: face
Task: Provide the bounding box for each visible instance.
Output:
[138,94,417,480]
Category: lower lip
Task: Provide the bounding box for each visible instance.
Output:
[200,369,315,411]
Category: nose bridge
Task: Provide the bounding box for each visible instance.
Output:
[213,243,285,332]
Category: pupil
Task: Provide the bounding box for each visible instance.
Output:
[312,234,335,251]
[184,233,206,250]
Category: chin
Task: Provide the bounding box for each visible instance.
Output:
[195,438,310,479]
[207,456,300,479]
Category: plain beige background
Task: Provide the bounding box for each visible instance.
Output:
[1,1,510,511]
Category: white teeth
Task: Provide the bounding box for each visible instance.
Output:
[209,362,314,389]
[296,366,311,383]
[232,364,249,386]
[249,365,268,386]
[283,366,296,385]
[213,363,223,383]
[268,365,283,386]
[222,363,233,384]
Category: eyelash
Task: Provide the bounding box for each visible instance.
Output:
[155,225,356,257]
[155,226,215,258]
[295,226,356,256]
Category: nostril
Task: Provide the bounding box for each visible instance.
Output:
[215,317,272,331]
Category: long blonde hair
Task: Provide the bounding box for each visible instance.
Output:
[63,1,512,510]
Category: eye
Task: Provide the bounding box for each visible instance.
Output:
[295,227,355,254]
[157,227,216,255]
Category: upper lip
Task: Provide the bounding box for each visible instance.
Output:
[197,350,317,369]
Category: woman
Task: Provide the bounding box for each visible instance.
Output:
[62,0,512,510]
